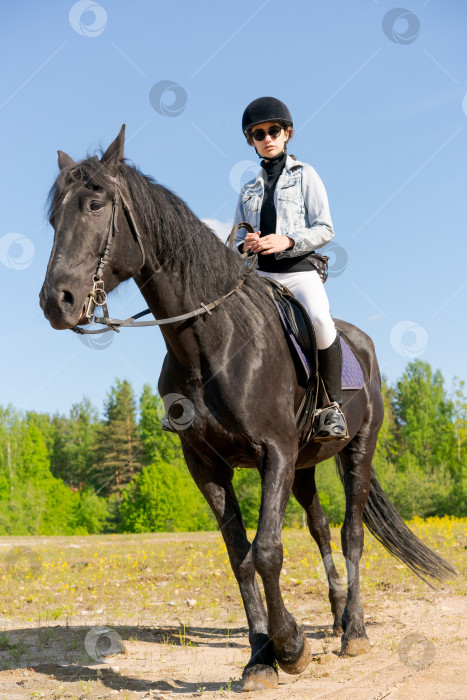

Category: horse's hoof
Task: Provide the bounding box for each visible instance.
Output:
[340,636,371,656]
[242,664,279,691]
[277,636,311,675]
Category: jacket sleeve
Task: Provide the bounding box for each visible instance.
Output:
[231,192,246,253]
[277,164,335,258]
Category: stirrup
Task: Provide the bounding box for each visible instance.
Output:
[312,401,349,442]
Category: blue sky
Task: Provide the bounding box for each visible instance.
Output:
[1,0,466,417]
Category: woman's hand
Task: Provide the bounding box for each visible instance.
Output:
[250,234,294,254]
[243,231,260,252]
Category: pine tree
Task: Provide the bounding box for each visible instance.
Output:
[91,380,142,496]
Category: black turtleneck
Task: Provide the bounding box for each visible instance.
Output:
[260,152,287,241]
[255,151,316,273]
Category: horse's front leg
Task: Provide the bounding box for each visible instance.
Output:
[181,445,278,691]
[252,441,311,675]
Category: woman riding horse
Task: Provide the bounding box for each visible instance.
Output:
[40,125,455,691]
[232,96,348,441]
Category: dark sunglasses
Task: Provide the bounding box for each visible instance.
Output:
[250,125,283,142]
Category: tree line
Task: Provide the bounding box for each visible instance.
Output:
[0,360,465,535]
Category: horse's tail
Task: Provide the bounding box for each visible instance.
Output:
[335,457,457,585]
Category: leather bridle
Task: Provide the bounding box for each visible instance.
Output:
[71,179,250,336]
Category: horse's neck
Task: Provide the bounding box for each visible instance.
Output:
[135,263,207,366]
[130,190,242,366]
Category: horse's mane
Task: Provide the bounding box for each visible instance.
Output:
[47,155,273,339]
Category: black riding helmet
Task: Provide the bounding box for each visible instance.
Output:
[242,96,293,135]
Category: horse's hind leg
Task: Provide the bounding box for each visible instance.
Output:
[181,447,278,691]
[338,442,373,656]
[292,467,346,636]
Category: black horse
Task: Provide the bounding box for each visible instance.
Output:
[40,126,455,691]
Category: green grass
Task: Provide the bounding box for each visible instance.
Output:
[0,517,464,630]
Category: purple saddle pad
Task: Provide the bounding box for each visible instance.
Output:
[340,336,364,390]
[272,298,363,389]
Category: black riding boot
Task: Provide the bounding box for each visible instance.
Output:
[314,335,349,441]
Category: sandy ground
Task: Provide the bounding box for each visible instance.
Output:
[0,531,465,699]
[0,590,465,699]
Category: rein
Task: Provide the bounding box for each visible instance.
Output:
[71,180,251,335]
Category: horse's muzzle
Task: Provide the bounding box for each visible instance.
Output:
[39,282,83,330]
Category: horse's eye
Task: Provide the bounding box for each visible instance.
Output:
[90,201,103,212]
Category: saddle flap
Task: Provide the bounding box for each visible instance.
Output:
[262,277,318,386]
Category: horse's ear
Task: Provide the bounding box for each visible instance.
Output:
[57,150,75,170]
[101,124,126,175]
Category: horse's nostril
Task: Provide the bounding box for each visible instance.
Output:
[61,290,74,306]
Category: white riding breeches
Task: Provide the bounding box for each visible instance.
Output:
[257,269,337,350]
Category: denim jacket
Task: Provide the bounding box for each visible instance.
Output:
[232,155,335,263]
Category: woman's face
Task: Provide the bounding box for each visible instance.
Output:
[248,121,290,159]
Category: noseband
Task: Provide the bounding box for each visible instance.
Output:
[72,179,249,336]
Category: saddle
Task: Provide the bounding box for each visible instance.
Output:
[261,277,365,445]
[261,277,319,445]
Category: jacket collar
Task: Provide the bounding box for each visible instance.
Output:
[285,154,304,170]
[247,154,303,189]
